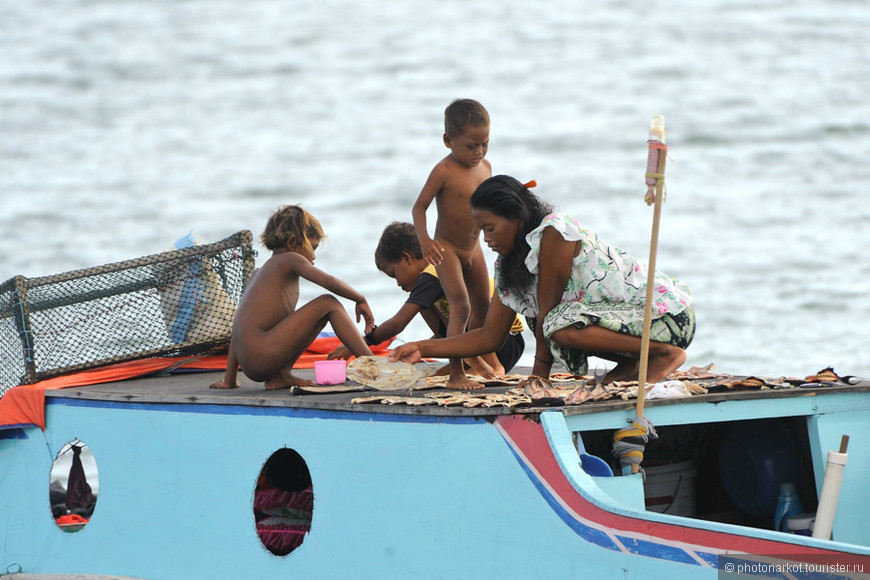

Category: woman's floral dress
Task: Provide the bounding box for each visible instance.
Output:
[495,213,694,375]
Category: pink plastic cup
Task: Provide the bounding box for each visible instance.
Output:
[314,360,346,385]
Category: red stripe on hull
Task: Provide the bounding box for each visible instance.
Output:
[495,414,842,558]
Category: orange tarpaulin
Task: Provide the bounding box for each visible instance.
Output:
[0,336,393,431]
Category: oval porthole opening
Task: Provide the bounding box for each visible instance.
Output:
[253,447,314,556]
[50,439,99,532]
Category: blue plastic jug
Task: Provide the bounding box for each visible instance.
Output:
[774,482,805,532]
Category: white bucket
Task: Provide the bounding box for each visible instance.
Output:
[786,513,815,536]
[643,460,697,516]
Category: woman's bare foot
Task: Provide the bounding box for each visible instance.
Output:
[264,366,315,390]
[605,360,639,384]
[445,374,485,391]
[604,346,687,384]
[209,379,239,389]
[647,346,687,383]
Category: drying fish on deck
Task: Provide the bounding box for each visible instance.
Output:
[353,373,713,408]
[645,380,700,399]
[427,393,487,407]
[562,382,619,404]
[421,374,526,389]
[705,375,786,390]
[289,384,367,395]
[424,391,530,408]
[684,381,709,395]
[565,387,592,405]
[530,392,566,406]
[551,375,595,388]
[728,376,768,389]
[618,380,690,400]
[477,394,531,408]
[346,356,434,391]
[351,395,391,405]
[588,382,612,400]
[800,366,864,385]
[383,396,436,406]
[503,380,576,406]
[549,372,590,384]
[351,395,436,405]
[805,366,844,383]
[666,363,727,381]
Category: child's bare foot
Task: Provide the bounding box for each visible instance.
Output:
[209,379,239,389]
[264,367,315,390]
[465,357,502,379]
[445,375,485,391]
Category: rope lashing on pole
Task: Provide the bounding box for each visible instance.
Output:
[612,415,658,472]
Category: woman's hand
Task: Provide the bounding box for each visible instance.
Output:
[389,342,423,364]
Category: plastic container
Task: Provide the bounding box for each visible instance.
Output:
[786,513,815,536]
[643,460,697,516]
[575,434,613,477]
[774,482,805,532]
[580,454,613,477]
[718,419,798,517]
[314,360,346,385]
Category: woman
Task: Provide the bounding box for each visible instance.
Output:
[390,175,695,385]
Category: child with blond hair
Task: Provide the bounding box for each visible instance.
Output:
[227,205,375,389]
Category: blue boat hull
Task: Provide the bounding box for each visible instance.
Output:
[2,377,870,579]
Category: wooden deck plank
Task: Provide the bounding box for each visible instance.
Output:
[42,363,870,419]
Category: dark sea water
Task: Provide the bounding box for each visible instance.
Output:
[2,0,869,378]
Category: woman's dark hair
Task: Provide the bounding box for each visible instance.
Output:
[470,175,553,294]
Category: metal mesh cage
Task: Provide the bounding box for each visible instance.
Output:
[0,231,256,396]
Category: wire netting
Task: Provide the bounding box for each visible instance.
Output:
[0,231,256,397]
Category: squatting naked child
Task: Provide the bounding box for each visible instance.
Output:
[229,205,375,389]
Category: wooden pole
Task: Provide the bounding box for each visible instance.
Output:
[630,118,667,473]
[635,143,667,417]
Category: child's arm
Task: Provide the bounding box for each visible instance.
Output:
[412,168,446,265]
[291,254,375,332]
[367,302,422,344]
[354,301,375,334]
[328,302,423,360]
[390,295,516,364]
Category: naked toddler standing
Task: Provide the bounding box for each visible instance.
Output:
[411,99,503,390]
